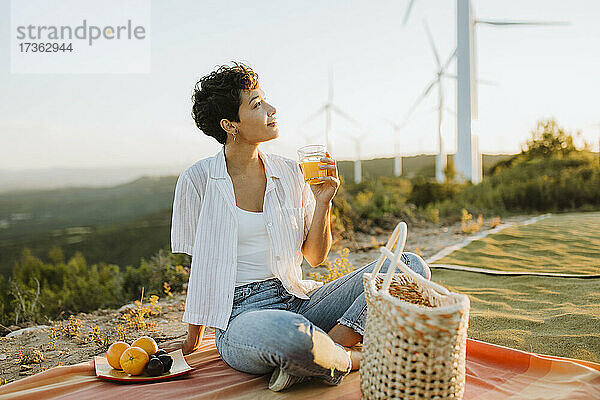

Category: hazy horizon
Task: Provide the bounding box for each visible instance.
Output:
[0,151,527,192]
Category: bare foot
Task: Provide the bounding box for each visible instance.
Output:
[328,324,362,347]
[345,346,362,370]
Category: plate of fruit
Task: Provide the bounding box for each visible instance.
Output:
[94,336,194,382]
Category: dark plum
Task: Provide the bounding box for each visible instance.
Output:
[158,354,173,372]
[145,358,164,376]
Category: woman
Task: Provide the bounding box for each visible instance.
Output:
[164,62,431,391]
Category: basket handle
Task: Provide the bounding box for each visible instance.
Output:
[380,246,454,297]
[369,222,457,299]
[371,222,414,294]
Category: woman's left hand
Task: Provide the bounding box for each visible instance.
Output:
[310,152,340,206]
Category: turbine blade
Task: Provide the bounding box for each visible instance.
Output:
[476,19,570,26]
[415,79,438,105]
[385,118,400,130]
[301,105,327,126]
[423,20,441,68]
[331,104,362,128]
[441,48,457,71]
[441,73,498,86]
[402,0,416,26]
[402,79,438,124]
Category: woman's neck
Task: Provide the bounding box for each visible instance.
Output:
[224,142,263,177]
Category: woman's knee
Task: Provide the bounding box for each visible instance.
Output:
[219,310,310,373]
[228,310,311,347]
[221,310,350,376]
[365,253,430,279]
[263,311,317,353]
[363,258,392,274]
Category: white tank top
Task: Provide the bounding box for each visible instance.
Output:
[235,206,276,287]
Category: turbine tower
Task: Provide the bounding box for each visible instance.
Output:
[401,21,455,183]
[456,0,473,182]
[350,132,370,183]
[387,121,404,177]
[425,20,451,183]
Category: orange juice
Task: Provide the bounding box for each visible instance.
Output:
[298,144,327,184]
[300,161,327,184]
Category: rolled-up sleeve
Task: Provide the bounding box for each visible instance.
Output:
[171,171,201,256]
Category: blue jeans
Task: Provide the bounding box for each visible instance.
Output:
[214,253,429,385]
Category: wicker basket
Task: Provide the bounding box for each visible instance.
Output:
[360,222,470,400]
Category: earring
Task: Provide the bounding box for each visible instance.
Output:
[233,128,237,142]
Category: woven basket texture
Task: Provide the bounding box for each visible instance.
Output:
[360,247,470,399]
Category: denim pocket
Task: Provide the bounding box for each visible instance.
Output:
[233,286,251,303]
[277,284,287,298]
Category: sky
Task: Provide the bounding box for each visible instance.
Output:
[1,0,599,173]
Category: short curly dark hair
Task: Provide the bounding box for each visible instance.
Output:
[191,62,260,144]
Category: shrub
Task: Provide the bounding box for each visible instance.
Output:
[122,248,190,300]
[437,152,600,216]
[309,248,354,283]
[408,178,464,208]
[0,246,190,329]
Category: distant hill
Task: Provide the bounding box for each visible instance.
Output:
[0,208,173,277]
[0,176,177,241]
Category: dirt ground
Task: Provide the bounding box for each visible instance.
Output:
[0,216,529,386]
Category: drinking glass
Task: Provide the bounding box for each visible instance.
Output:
[297,144,327,185]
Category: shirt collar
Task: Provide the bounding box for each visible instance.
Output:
[210,146,282,180]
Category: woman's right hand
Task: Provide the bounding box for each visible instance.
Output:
[160,338,199,355]
[161,324,205,355]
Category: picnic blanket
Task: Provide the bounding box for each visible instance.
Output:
[1,331,599,399]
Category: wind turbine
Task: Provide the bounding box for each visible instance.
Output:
[402,0,416,26]
[302,66,362,154]
[350,131,370,183]
[402,21,456,183]
[387,120,405,177]
[403,0,569,183]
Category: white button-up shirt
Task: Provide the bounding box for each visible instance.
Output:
[171,147,324,330]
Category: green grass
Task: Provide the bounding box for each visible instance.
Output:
[431,212,600,362]
[437,212,600,275]
[433,270,600,363]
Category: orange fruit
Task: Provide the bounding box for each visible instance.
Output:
[106,341,130,370]
[132,336,159,356]
[119,346,149,376]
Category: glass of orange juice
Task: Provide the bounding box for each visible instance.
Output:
[298,144,327,185]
